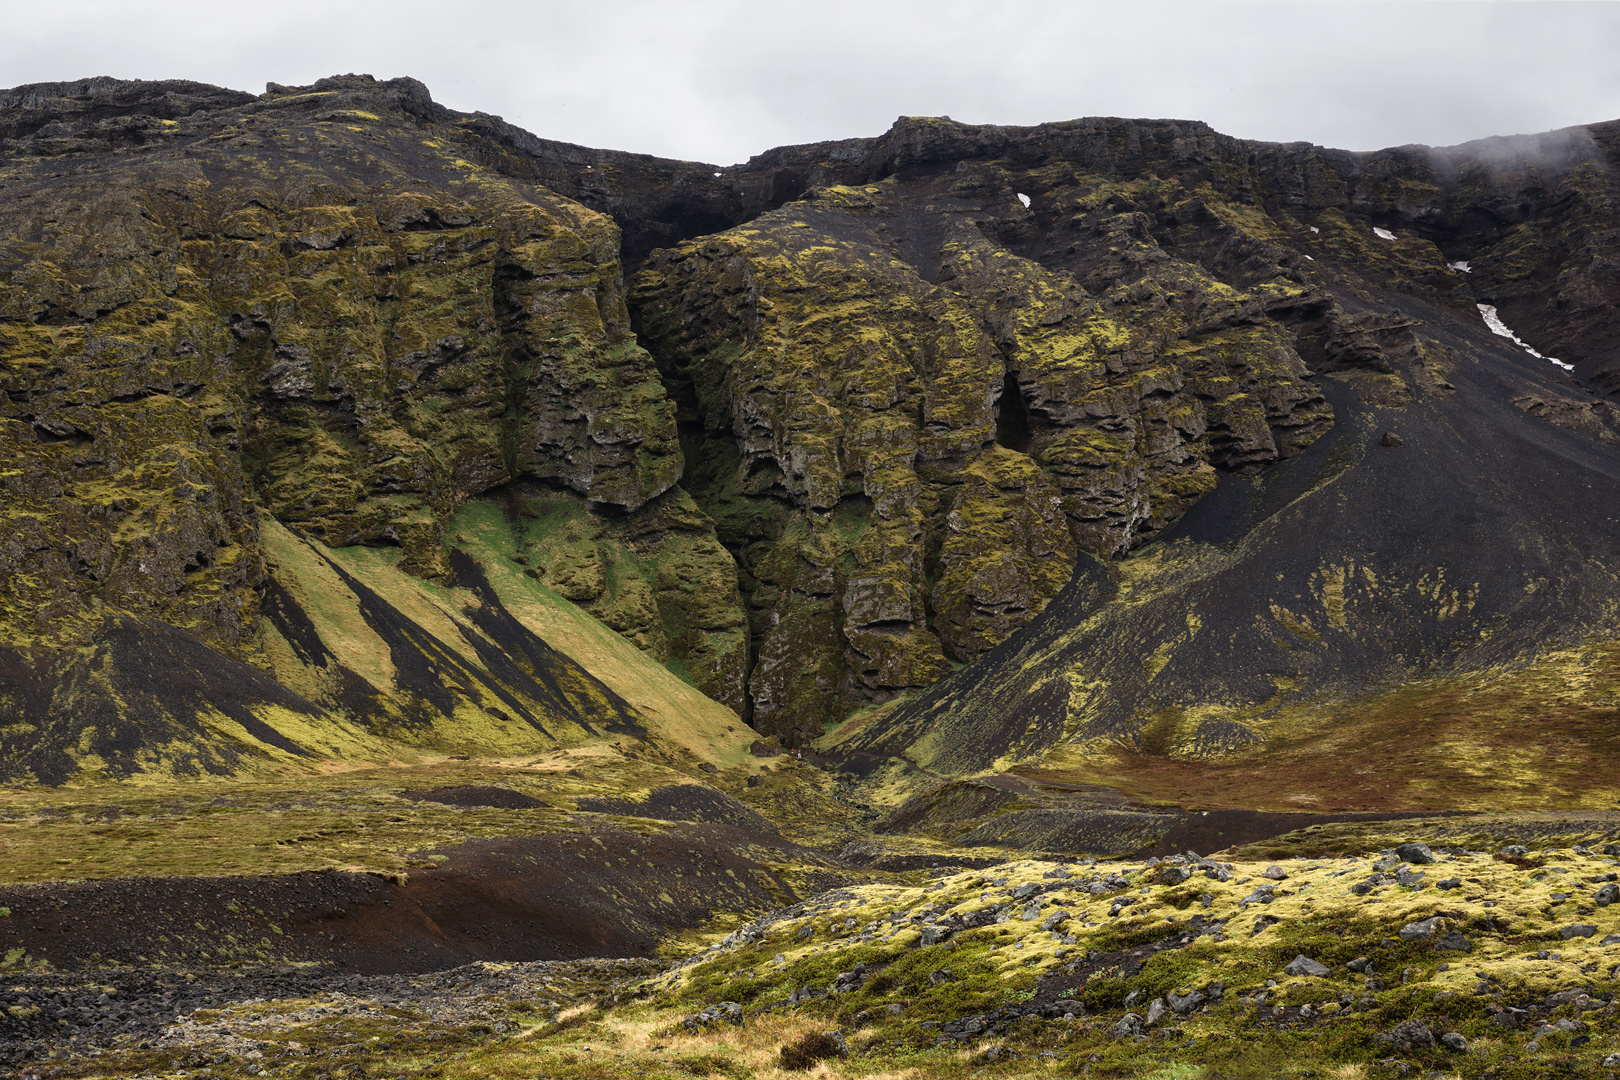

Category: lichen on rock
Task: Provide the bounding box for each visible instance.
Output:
[632,172,1332,741]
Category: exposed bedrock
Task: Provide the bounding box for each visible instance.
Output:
[629,171,1335,742]
[0,74,748,768]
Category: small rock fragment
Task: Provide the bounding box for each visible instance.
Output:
[1399,916,1445,941]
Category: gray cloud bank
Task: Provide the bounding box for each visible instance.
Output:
[5,0,1619,165]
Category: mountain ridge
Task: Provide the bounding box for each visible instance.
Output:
[1,73,1617,811]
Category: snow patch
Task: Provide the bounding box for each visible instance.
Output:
[1303,255,1315,261]
[1309,226,1320,234]
[1373,227,1397,241]
[713,171,723,178]
[1478,304,1575,371]
[1449,261,1471,273]
[1016,193,1031,208]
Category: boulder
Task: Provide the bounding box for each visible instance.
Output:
[1285,955,1331,978]
[1394,842,1435,864]
[1379,1020,1437,1050]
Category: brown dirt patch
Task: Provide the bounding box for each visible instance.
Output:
[0,820,840,974]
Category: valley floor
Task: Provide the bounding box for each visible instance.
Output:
[9,820,1620,1079]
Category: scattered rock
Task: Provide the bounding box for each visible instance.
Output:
[1145,998,1167,1025]
[1262,866,1290,880]
[1284,955,1331,978]
[1596,883,1619,906]
[1394,842,1435,864]
[1379,1020,1437,1050]
[1109,1013,1144,1038]
[1440,1031,1468,1051]
[1240,884,1278,905]
[1346,957,1374,973]
[1436,877,1462,890]
[1398,917,1445,941]
[1167,988,1206,1014]
[1394,866,1427,888]
[918,925,952,946]
[1435,932,1473,953]
[1381,432,1404,447]
[1560,924,1598,940]
[682,1001,743,1032]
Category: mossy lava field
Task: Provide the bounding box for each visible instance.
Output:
[3,74,1620,1079]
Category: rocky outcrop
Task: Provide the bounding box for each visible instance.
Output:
[0,75,747,776]
[631,171,1333,741]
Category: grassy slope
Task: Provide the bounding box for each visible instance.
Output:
[443,500,753,772]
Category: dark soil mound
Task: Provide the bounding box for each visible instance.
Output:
[578,783,778,834]
[0,821,834,974]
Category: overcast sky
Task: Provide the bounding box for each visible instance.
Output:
[5,1,1619,166]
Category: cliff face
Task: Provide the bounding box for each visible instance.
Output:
[0,75,748,781]
[3,74,1620,794]
[629,173,1333,741]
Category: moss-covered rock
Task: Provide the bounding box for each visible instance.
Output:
[632,174,1332,741]
[0,75,742,777]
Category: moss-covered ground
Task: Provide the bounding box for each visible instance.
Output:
[19,835,1620,1079]
[0,749,858,885]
